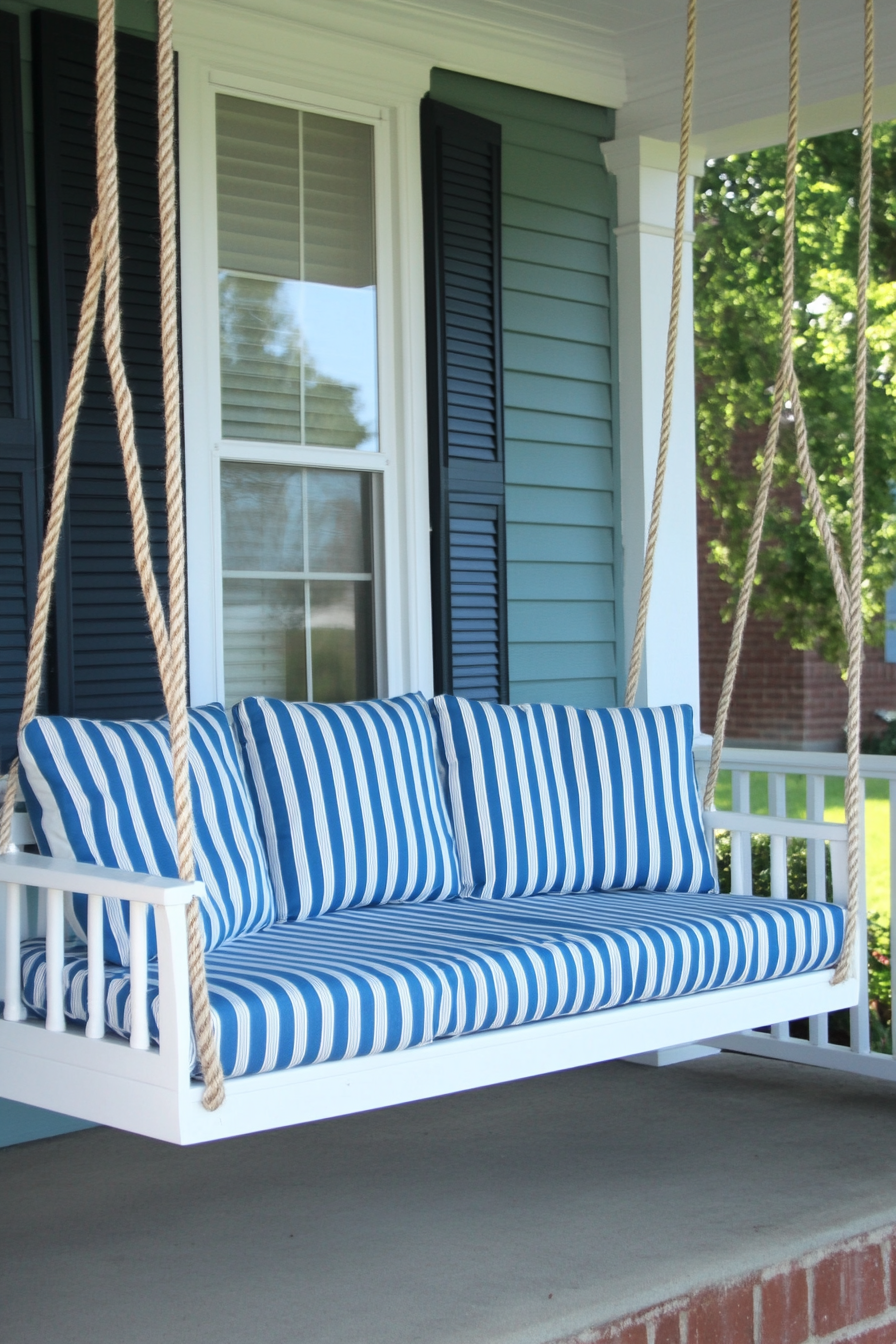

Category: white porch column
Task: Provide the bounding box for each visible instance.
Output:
[602,136,707,723]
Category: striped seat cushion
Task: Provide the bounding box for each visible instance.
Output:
[431,697,715,901]
[21,889,843,1079]
[233,693,460,920]
[18,704,275,965]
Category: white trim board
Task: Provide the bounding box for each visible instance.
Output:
[174,0,626,110]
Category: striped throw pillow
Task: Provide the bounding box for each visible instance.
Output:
[431,696,715,900]
[19,704,276,965]
[233,694,461,920]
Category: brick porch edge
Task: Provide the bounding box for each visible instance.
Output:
[558,1223,896,1344]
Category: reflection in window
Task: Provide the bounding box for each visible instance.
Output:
[216,96,378,449]
[221,462,375,705]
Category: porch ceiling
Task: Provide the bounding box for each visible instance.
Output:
[420,0,896,151]
[229,0,896,156]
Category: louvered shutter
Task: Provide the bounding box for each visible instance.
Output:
[33,11,168,719]
[421,98,507,703]
[0,12,39,770]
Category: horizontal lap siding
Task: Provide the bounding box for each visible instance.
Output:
[429,71,618,708]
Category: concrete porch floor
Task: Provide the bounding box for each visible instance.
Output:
[3,1052,896,1344]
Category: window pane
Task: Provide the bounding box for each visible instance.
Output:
[221,462,304,573]
[219,276,302,444]
[221,462,375,706]
[302,280,377,448]
[216,96,378,451]
[306,469,371,574]
[216,96,300,279]
[223,579,307,704]
[303,113,374,287]
[310,581,374,703]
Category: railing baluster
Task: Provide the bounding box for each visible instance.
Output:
[768,773,789,1039]
[129,901,149,1051]
[806,773,828,1047]
[849,776,871,1055]
[770,772,788,899]
[731,771,752,894]
[806,774,827,901]
[3,881,26,1022]
[85,892,105,1040]
[45,887,66,1033]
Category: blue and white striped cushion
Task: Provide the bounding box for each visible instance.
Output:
[431,697,715,901]
[233,694,461,920]
[18,704,275,965]
[20,888,843,1079]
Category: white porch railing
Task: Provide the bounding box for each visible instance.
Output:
[695,742,896,1081]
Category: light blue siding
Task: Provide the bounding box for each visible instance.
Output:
[430,70,618,706]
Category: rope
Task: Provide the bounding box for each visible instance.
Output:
[0,0,224,1106]
[701,0,873,986]
[0,216,104,855]
[95,0,171,685]
[624,0,697,707]
[701,0,805,807]
[833,0,874,985]
[155,0,223,1103]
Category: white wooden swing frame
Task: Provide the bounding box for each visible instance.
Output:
[0,807,859,1145]
[0,0,871,1144]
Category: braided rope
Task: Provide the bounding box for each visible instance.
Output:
[700,371,788,809]
[96,0,171,684]
[833,0,874,985]
[702,0,803,808]
[0,0,224,1106]
[0,217,104,855]
[701,0,872,986]
[624,0,697,707]
[156,0,224,1103]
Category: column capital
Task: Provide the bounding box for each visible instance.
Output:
[602,134,706,179]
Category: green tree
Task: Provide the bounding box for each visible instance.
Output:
[694,125,896,664]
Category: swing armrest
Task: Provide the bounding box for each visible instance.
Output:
[702,809,849,907]
[0,851,201,906]
[703,810,846,843]
[1,850,198,1075]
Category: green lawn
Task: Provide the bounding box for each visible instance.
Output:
[714,771,891,920]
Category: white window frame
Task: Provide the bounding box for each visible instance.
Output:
[177,55,432,706]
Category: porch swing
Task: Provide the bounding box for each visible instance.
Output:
[0,0,870,1143]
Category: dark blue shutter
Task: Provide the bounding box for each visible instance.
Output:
[33,11,168,720]
[421,98,507,702]
[0,12,39,770]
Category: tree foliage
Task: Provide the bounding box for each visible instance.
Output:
[694,125,896,664]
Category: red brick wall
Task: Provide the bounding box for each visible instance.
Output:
[568,1222,896,1344]
[697,478,896,748]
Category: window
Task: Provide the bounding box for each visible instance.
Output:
[215,94,380,705]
